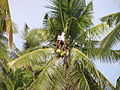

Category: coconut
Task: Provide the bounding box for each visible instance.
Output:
[56,49,62,53]
[60,51,66,56]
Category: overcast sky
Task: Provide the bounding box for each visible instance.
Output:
[9,0,120,86]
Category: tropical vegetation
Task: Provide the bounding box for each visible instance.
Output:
[0,0,120,90]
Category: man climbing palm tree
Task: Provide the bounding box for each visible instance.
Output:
[56,30,65,48]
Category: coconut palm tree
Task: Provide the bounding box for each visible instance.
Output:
[0,0,13,46]
[8,0,120,89]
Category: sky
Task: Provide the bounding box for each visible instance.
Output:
[9,0,120,86]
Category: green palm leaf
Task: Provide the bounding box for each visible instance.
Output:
[82,47,120,62]
[101,12,120,27]
[100,23,120,49]
[70,48,115,89]
[78,23,109,42]
[70,61,90,90]
[30,57,62,90]
[77,1,93,30]
[26,29,50,45]
[7,48,55,70]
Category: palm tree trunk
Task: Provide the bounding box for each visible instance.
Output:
[62,43,73,90]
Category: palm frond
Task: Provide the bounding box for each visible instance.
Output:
[70,61,90,90]
[26,29,50,46]
[30,57,62,90]
[97,48,120,62]
[77,23,110,43]
[101,12,120,27]
[46,0,66,30]
[70,48,115,89]
[43,14,59,36]
[82,46,120,63]
[46,65,67,90]
[21,45,50,55]
[100,23,120,49]
[77,1,93,31]
[0,41,8,60]
[67,1,93,41]
[86,23,110,40]
[7,48,55,70]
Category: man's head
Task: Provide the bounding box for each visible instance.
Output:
[57,30,62,35]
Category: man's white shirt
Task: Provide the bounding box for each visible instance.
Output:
[57,32,65,41]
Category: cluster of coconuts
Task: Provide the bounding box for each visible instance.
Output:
[56,48,66,57]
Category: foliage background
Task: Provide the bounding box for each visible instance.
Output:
[9,0,120,86]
